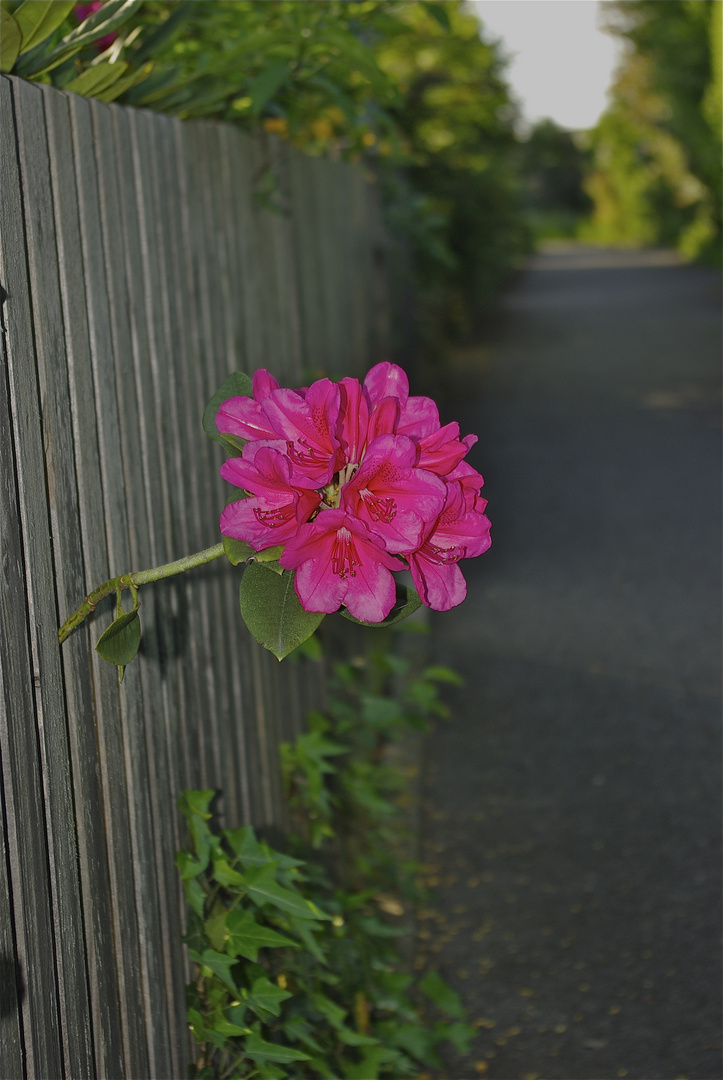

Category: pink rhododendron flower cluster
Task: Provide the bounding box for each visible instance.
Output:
[218,363,491,622]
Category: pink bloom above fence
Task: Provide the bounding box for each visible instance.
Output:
[218,363,491,622]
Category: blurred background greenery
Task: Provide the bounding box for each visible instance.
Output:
[2,0,720,339]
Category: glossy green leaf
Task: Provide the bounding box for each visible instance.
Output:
[223,537,284,567]
[188,947,239,995]
[64,60,129,98]
[223,536,255,566]
[14,1,74,54]
[210,854,244,889]
[202,370,252,446]
[244,863,330,921]
[0,9,22,72]
[340,580,422,628]
[226,909,297,962]
[244,1027,311,1064]
[239,563,324,661]
[95,608,140,670]
[249,59,290,117]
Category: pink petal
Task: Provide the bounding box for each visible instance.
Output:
[396,395,440,438]
[416,422,469,475]
[409,551,468,611]
[252,369,280,400]
[217,396,278,441]
[337,377,368,465]
[363,362,409,407]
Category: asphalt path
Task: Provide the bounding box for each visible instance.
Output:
[417,246,722,1080]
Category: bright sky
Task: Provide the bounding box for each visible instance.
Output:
[474,1,625,131]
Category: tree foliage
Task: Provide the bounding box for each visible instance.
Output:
[1,0,527,332]
[582,0,721,262]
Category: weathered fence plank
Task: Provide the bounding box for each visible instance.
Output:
[0,72,393,1077]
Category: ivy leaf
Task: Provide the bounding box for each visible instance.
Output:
[244,864,330,921]
[419,970,465,1019]
[95,608,141,676]
[340,581,421,628]
[244,1026,311,1064]
[0,9,23,72]
[202,370,252,447]
[210,854,245,889]
[226,909,298,962]
[188,947,239,995]
[239,976,292,1020]
[224,825,275,867]
[239,563,324,661]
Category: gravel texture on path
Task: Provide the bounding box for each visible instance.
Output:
[417,246,722,1080]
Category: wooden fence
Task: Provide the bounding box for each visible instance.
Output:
[0,74,393,1079]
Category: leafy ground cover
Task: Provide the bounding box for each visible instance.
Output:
[178,626,475,1079]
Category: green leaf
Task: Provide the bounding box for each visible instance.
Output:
[14,0,75,54]
[436,1019,475,1054]
[288,916,327,964]
[188,947,239,995]
[181,875,206,920]
[388,1022,434,1062]
[224,825,275,867]
[204,908,228,953]
[249,59,290,117]
[226,909,297,962]
[94,59,152,104]
[244,863,330,921]
[210,1016,251,1038]
[340,581,422,627]
[210,854,245,889]
[223,535,255,566]
[422,1,452,32]
[419,970,465,1019]
[239,563,324,661]
[240,976,292,1020]
[202,370,253,446]
[64,60,129,98]
[178,789,215,864]
[0,9,22,72]
[223,536,284,567]
[16,0,142,76]
[423,664,464,685]
[95,608,141,672]
[342,1044,396,1079]
[244,1027,311,1064]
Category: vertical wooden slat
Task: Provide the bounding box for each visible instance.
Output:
[43,84,126,1080]
[90,96,177,1077]
[0,74,66,1080]
[66,89,150,1080]
[12,74,100,1080]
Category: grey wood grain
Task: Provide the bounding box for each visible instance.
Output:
[67,89,150,1080]
[13,74,101,1080]
[91,97,175,1078]
[43,82,126,1080]
[0,74,66,1080]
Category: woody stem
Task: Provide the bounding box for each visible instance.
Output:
[58,542,225,644]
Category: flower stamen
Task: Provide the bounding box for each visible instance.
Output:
[331,527,360,578]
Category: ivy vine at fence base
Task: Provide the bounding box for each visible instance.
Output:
[178,629,475,1079]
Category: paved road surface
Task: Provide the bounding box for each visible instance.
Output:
[417,247,722,1080]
